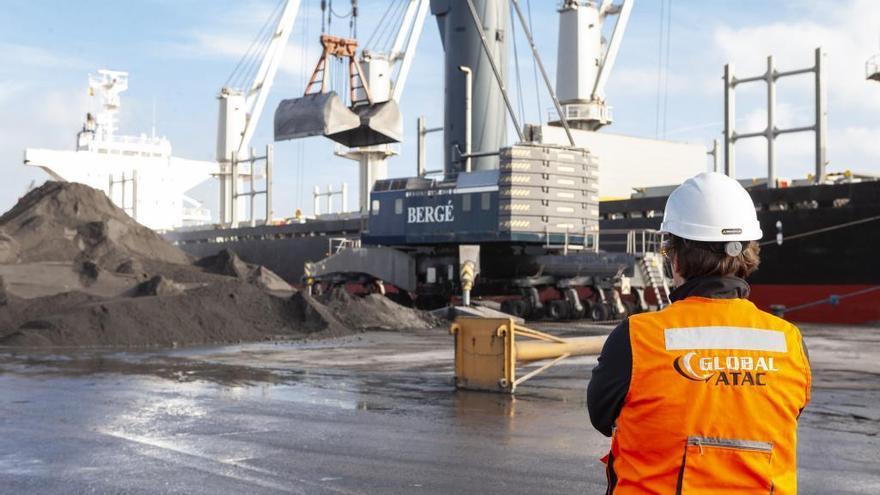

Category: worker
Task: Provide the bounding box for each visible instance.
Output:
[587,172,811,494]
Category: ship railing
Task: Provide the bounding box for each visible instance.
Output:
[598,228,665,256]
[546,102,614,125]
[611,229,672,307]
[78,133,172,156]
[328,237,361,255]
[542,227,600,254]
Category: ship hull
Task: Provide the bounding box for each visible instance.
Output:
[748,284,880,324]
[165,217,362,282]
[600,180,880,324]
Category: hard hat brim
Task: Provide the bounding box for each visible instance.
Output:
[660,219,763,242]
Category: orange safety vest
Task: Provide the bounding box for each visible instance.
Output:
[606,296,811,494]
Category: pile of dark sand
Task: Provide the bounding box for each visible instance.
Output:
[0,181,190,269]
[196,249,293,292]
[317,287,440,331]
[0,281,341,347]
[0,181,345,347]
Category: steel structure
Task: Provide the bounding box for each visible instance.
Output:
[229,145,274,227]
[723,47,828,186]
[313,183,349,216]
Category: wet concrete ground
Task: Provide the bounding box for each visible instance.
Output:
[1,323,878,494]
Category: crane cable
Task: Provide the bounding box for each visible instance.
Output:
[296,0,313,209]
[509,3,526,126]
[224,0,286,89]
[775,285,880,316]
[655,0,673,138]
[662,0,673,138]
[526,0,542,125]
[759,214,880,247]
[375,0,408,53]
[350,0,358,39]
[365,0,399,49]
[654,0,665,138]
[241,0,288,89]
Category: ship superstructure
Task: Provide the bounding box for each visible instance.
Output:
[23,70,216,230]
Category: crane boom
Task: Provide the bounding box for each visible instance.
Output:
[238,0,301,155]
[591,0,632,101]
[391,0,429,102]
[216,0,301,225]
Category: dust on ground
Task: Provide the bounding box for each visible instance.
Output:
[320,287,441,331]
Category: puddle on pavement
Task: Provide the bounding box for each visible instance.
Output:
[0,352,287,385]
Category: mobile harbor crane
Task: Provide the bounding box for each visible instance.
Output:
[271,0,667,321]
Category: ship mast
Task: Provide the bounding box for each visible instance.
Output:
[82,70,129,146]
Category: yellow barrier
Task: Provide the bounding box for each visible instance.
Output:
[450,317,607,393]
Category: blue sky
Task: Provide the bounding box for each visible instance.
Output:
[3,0,880,218]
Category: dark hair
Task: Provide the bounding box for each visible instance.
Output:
[664,235,760,280]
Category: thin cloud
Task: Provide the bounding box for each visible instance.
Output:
[158,31,309,81]
[154,0,316,83]
[0,42,90,70]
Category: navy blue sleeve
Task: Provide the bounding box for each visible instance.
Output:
[587,319,632,437]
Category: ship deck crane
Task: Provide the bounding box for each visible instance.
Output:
[216,0,301,225]
[551,0,633,131]
[273,0,430,213]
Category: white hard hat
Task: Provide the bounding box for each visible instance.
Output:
[660,172,762,242]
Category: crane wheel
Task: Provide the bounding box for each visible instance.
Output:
[590,302,611,322]
[578,299,594,320]
[501,299,527,318]
[547,299,570,321]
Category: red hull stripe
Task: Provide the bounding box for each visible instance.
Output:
[749,284,880,324]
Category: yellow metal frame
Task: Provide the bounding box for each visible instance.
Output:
[450,317,606,394]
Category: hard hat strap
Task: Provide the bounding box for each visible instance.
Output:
[724,241,743,257]
[670,235,744,258]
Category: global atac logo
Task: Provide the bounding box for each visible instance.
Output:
[673,352,779,386]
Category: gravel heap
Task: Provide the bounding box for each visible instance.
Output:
[0,182,337,347]
[318,287,440,331]
[0,181,190,268]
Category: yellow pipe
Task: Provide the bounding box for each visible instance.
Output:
[514,336,606,362]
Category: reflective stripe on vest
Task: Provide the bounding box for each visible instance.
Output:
[609,297,811,495]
